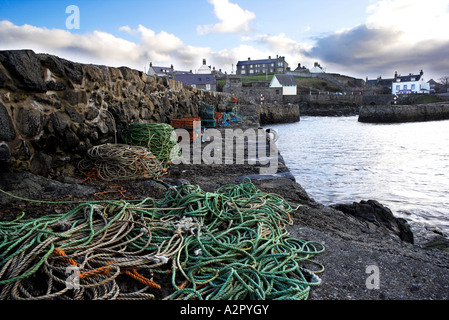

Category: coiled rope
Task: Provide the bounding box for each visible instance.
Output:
[0,179,324,300]
[122,123,181,164]
[78,143,167,181]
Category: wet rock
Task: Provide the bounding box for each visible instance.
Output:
[331,200,414,243]
[0,143,11,171]
[16,107,42,138]
[0,50,46,92]
[0,170,96,204]
[0,102,16,141]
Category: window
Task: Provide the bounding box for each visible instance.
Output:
[396,85,400,91]
[411,84,415,91]
[276,89,280,94]
[278,62,283,67]
[403,85,407,90]
[206,84,211,90]
[249,70,254,74]
[241,70,246,75]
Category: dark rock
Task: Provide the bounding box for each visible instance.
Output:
[331,200,414,243]
[0,170,96,204]
[65,105,84,123]
[423,235,449,251]
[45,80,66,91]
[0,67,9,88]
[0,143,11,171]
[0,102,16,141]
[49,111,70,136]
[85,106,100,120]
[16,107,42,138]
[0,50,46,92]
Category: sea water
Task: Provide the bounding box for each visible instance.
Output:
[267,116,449,235]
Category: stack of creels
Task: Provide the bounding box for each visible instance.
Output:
[78,143,167,181]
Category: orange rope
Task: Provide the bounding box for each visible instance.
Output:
[94,186,137,200]
[54,248,117,280]
[54,248,78,267]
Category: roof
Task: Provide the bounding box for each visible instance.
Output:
[237,58,277,66]
[394,74,422,83]
[151,66,173,73]
[273,74,297,86]
[174,73,216,85]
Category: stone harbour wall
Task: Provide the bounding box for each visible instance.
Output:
[358,103,449,123]
[0,50,229,177]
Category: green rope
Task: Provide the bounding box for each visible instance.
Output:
[122,123,181,164]
[0,178,324,300]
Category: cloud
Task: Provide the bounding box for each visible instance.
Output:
[0,20,216,72]
[197,0,255,35]
[241,33,315,70]
[304,0,449,79]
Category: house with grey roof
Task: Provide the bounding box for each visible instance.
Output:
[392,70,430,94]
[173,73,217,92]
[147,63,174,77]
[269,74,297,95]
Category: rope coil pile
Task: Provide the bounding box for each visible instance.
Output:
[0,179,324,300]
[78,143,167,181]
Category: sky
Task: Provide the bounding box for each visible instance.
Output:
[1,0,448,82]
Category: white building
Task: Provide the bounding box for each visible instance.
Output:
[392,70,430,94]
[269,74,297,95]
[310,62,325,73]
[197,58,212,74]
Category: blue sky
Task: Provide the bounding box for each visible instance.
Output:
[1,0,448,81]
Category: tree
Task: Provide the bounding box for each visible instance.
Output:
[439,76,449,88]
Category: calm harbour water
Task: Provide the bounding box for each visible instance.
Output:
[267,116,449,234]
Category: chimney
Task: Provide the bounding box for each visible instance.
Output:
[203,59,206,65]
[248,57,251,61]
[269,56,271,59]
[298,63,301,68]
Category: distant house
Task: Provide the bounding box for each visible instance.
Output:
[366,76,395,94]
[428,79,442,93]
[236,55,288,76]
[269,74,297,95]
[392,70,430,94]
[147,63,174,77]
[293,63,309,73]
[310,62,325,74]
[198,58,212,74]
[174,73,216,92]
